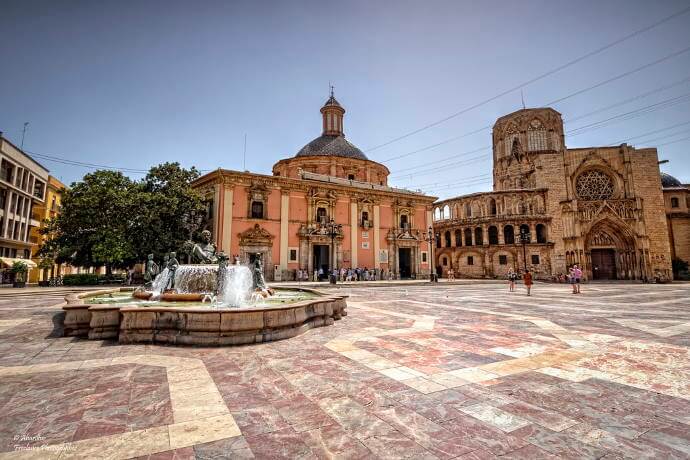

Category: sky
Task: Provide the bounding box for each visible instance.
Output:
[1,0,689,199]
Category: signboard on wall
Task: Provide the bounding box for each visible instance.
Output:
[361,242,370,250]
[362,231,369,239]
[379,249,389,263]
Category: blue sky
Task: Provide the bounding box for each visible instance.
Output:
[1,0,689,198]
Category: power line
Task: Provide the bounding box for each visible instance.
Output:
[364,5,690,153]
[610,120,690,145]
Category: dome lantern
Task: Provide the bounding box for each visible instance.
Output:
[320,86,345,136]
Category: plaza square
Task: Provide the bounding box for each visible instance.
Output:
[0,281,689,458]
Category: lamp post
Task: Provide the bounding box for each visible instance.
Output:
[182,210,204,263]
[519,228,531,273]
[325,218,342,284]
[423,226,440,282]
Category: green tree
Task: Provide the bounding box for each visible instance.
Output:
[41,170,138,275]
[133,162,207,262]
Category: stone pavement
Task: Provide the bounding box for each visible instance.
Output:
[0,282,689,459]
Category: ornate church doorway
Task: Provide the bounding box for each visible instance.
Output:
[398,248,412,279]
[313,245,329,280]
[591,248,616,280]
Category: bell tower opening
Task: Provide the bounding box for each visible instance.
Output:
[321,86,345,137]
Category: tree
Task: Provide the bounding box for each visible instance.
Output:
[39,163,207,274]
[40,170,138,275]
[133,162,207,262]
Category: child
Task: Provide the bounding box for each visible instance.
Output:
[523,269,533,296]
[508,268,516,292]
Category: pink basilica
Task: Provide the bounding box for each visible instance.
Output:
[192,93,437,281]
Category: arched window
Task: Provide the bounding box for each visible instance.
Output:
[444,231,451,247]
[251,201,264,219]
[527,119,548,151]
[442,257,448,266]
[519,202,527,214]
[400,213,408,229]
[536,224,547,243]
[489,198,497,216]
[504,225,515,244]
[362,211,370,227]
[464,228,473,246]
[474,227,483,245]
[488,226,499,245]
[435,233,441,249]
[519,224,531,242]
[671,197,679,208]
[511,138,522,161]
[317,207,328,224]
[434,208,441,221]
[464,203,472,218]
[443,205,450,220]
[455,229,462,247]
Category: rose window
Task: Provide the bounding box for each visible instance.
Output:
[576,170,614,200]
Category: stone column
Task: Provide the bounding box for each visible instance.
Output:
[374,205,381,270]
[350,201,358,268]
[220,185,234,254]
[279,191,289,278]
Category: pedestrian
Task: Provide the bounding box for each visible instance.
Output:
[522,269,533,296]
[508,268,516,292]
[573,264,582,294]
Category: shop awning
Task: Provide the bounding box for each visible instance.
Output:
[0,257,37,269]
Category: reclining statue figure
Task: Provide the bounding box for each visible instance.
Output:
[186,229,218,264]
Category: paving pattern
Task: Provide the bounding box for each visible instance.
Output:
[0,282,689,459]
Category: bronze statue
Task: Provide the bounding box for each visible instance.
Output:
[252,252,267,291]
[166,251,179,290]
[187,229,218,264]
[143,254,159,288]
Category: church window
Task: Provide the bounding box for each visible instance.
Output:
[348,174,355,180]
[499,255,508,265]
[576,170,615,201]
[361,211,370,227]
[531,254,540,265]
[422,252,428,263]
[400,213,408,229]
[467,256,474,266]
[436,233,441,249]
[520,224,531,242]
[443,204,450,219]
[488,226,498,245]
[527,119,548,151]
[464,228,473,246]
[455,229,462,246]
[445,231,451,247]
[442,257,448,266]
[489,198,497,215]
[464,203,472,218]
[474,227,483,245]
[317,207,328,224]
[671,197,679,208]
[434,208,441,221]
[251,201,264,219]
[536,224,547,243]
[504,225,515,244]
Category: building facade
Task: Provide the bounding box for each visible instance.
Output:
[662,173,690,277]
[192,93,437,281]
[29,175,75,283]
[0,133,47,281]
[432,108,673,281]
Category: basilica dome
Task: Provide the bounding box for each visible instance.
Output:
[295,134,368,160]
[661,172,682,188]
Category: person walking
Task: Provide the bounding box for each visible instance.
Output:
[573,264,582,294]
[508,268,517,292]
[522,269,533,296]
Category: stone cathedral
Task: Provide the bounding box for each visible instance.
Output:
[432,107,674,281]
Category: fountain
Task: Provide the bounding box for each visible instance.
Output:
[61,230,347,346]
[134,230,271,307]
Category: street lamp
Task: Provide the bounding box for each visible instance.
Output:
[182,210,204,263]
[519,227,531,273]
[423,226,440,282]
[324,218,342,284]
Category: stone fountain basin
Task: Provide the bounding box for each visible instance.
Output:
[62,287,347,346]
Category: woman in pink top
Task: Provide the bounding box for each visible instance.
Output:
[572,264,582,294]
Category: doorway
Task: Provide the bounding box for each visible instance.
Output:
[313,245,330,280]
[398,248,412,279]
[591,249,616,280]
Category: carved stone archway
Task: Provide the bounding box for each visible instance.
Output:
[584,217,639,280]
[238,224,275,281]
